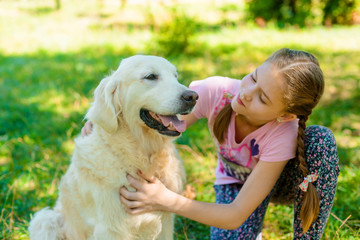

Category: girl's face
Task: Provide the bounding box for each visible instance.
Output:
[231,61,288,127]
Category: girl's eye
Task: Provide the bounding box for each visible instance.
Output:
[144,74,158,80]
[259,95,266,104]
[251,74,256,82]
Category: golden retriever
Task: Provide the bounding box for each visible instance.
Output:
[28,55,198,240]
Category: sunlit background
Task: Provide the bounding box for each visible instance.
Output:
[1,0,359,239]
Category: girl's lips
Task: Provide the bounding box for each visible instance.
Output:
[236,94,245,107]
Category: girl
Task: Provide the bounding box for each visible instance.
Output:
[83,48,340,239]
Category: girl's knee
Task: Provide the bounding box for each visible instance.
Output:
[305,125,336,145]
[304,125,340,174]
[305,125,337,153]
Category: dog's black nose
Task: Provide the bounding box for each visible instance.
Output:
[181,90,199,107]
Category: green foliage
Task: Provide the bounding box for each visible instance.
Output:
[246,0,312,27]
[323,0,357,25]
[148,7,198,57]
[246,0,358,27]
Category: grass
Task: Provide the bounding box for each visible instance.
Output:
[1,0,359,239]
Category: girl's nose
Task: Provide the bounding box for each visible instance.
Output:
[242,87,253,101]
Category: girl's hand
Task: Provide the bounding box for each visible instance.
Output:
[120,172,173,214]
[81,121,93,137]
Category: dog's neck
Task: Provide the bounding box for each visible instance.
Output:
[96,123,174,158]
[79,124,180,190]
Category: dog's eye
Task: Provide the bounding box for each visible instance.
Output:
[144,74,158,80]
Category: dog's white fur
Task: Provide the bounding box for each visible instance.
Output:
[28,55,195,240]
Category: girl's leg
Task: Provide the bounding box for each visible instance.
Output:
[293,125,340,239]
[210,183,271,240]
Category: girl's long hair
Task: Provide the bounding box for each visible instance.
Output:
[213,48,324,233]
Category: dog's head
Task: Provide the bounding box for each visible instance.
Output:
[86,55,198,137]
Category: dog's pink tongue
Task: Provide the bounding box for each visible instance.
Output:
[159,115,186,133]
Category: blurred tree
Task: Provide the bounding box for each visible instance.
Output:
[246,0,312,27]
[149,7,197,57]
[323,0,356,25]
[55,0,61,10]
[245,0,357,27]
[120,0,127,9]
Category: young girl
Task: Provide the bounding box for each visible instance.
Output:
[83,48,340,239]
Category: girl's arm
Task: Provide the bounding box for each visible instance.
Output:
[120,159,288,230]
[180,112,198,129]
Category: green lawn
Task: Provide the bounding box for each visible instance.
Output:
[1,1,359,239]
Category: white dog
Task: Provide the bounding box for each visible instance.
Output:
[28,55,198,240]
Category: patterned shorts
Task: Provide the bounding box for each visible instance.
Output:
[210,125,340,240]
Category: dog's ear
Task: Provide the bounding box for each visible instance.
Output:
[85,75,122,133]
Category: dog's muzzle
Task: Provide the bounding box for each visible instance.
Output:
[140,90,198,137]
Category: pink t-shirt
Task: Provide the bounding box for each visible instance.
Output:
[190,76,298,185]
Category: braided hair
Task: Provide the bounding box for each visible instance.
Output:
[267,48,324,232]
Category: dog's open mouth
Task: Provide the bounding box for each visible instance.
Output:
[140,109,186,137]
